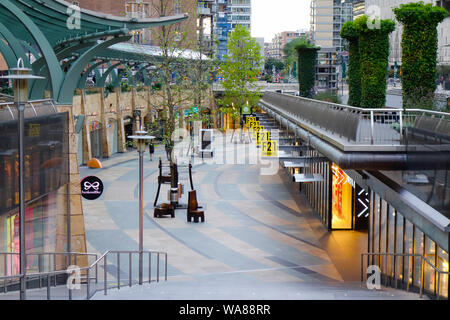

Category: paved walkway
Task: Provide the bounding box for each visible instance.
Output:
[79,138,422,300]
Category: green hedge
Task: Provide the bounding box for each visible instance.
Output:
[341,21,361,108]
[394,2,449,109]
[355,15,395,109]
[296,40,320,97]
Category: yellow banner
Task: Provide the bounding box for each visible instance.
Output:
[261,140,278,157]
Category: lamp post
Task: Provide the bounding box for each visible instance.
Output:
[0,58,44,300]
[127,130,155,285]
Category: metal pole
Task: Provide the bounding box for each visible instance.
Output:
[139,147,144,285]
[18,81,26,300]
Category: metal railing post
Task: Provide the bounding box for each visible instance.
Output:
[117,253,120,290]
[149,253,151,284]
[399,110,403,141]
[86,269,90,300]
[165,253,168,281]
[47,275,50,300]
[104,256,107,295]
[420,257,425,298]
[361,254,364,283]
[437,273,440,300]
[370,111,374,144]
[129,253,132,287]
[157,253,160,282]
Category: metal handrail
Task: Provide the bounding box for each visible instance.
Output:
[361,252,449,300]
[0,250,168,300]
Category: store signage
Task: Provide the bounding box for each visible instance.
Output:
[261,140,278,157]
[80,176,104,200]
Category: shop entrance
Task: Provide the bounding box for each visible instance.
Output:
[90,122,103,159]
[124,116,133,146]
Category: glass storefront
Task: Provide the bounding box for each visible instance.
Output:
[0,109,70,276]
[331,163,353,229]
[368,191,449,299]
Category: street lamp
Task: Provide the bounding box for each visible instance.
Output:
[127,130,155,285]
[0,58,45,300]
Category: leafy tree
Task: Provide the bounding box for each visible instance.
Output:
[394,2,449,109]
[295,40,320,97]
[219,25,264,138]
[283,37,305,77]
[264,57,284,74]
[354,15,395,108]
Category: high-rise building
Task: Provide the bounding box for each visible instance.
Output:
[310,0,354,91]
[213,0,252,60]
[267,31,302,61]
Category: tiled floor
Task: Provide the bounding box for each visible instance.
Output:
[79,137,420,299]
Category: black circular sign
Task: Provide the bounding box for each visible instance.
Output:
[80,176,104,200]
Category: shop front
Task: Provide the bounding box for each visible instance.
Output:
[0,107,70,276]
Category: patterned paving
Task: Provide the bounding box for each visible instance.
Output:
[80,143,348,288]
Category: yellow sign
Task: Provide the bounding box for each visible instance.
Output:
[252,125,264,138]
[246,117,256,126]
[29,124,40,137]
[256,130,271,146]
[261,140,278,157]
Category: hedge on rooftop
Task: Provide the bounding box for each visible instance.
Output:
[295,40,320,97]
[354,15,395,109]
[340,21,361,108]
[393,2,449,109]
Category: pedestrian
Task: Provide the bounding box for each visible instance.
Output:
[149,140,155,161]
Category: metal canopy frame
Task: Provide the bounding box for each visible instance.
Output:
[0,0,188,104]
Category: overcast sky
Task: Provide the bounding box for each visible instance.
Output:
[251,0,311,42]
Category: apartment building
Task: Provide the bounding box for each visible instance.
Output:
[213,0,252,60]
[267,31,302,60]
[310,0,354,91]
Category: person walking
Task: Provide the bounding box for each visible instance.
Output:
[149,141,155,161]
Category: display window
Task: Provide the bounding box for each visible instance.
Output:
[331,163,353,229]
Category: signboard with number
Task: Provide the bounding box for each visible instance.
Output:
[256,130,271,146]
[261,140,278,157]
[246,116,256,126]
[252,125,264,138]
[248,120,259,131]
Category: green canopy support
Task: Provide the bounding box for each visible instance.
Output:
[97,61,123,88]
[58,35,131,104]
[21,41,41,60]
[0,39,18,68]
[0,0,64,100]
[78,60,108,89]
[0,22,31,68]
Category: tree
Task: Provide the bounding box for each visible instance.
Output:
[149,0,197,161]
[341,21,361,107]
[394,2,449,109]
[264,58,284,74]
[354,15,395,108]
[219,25,264,140]
[296,40,320,97]
[283,37,304,78]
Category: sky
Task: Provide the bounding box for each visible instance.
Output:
[251,0,311,42]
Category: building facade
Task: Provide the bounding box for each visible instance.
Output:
[213,0,252,60]
[267,31,302,61]
[310,0,354,91]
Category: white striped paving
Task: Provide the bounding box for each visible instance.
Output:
[235,184,267,201]
[229,200,293,226]
[82,201,121,230]
[259,174,284,185]
[195,202,244,228]
[250,225,334,264]
[195,227,303,282]
[94,167,135,182]
[122,229,233,276]
[197,183,222,201]
[103,181,137,201]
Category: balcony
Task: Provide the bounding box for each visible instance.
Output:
[197,7,212,15]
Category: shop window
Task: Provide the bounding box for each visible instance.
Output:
[413,228,424,287]
[404,220,414,286]
[437,247,448,298]
[395,212,404,280]
[331,163,353,229]
[424,236,437,294]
